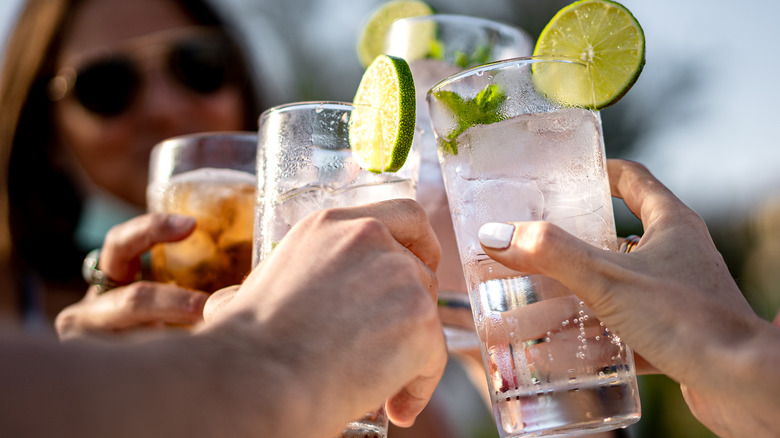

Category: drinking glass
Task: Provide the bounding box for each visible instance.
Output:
[384,14,533,351]
[147,132,257,293]
[427,57,641,437]
[254,101,420,438]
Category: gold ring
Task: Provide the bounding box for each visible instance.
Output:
[619,234,642,253]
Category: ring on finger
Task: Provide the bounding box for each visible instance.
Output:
[82,249,123,295]
[619,234,642,254]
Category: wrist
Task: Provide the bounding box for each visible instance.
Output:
[193,316,314,436]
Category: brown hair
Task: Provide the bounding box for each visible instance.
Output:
[0,0,263,316]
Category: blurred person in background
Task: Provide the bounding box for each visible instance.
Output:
[0,0,264,325]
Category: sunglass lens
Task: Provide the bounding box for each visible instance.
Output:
[169,37,234,94]
[74,58,139,116]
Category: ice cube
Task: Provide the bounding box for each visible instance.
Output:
[162,228,219,275]
[544,190,615,249]
[450,177,544,254]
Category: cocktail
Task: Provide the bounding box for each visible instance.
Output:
[255,101,418,261]
[428,54,642,438]
[427,0,647,434]
[382,12,533,350]
[255,95,419,437]
[147,132,256,293]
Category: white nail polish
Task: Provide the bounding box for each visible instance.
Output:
[479,222,515,249]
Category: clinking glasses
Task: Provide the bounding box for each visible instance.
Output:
[48,28,242,117]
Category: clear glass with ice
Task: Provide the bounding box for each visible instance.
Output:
[384,14,533,351]
[427,57,641,437]
[254,101,419,438]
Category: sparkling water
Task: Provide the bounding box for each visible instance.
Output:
[259,146,417,261]
[439,107,640,437]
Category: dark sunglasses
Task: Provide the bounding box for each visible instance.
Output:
[48,34,241,117]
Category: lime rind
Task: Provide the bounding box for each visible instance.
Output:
[350,55,416,173]
[532,0,645,109]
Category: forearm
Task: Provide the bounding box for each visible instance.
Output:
[685,317,780,438]
[0,330,310,438]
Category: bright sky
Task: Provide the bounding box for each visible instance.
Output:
[618,0,780,222]
[2,0,778,223]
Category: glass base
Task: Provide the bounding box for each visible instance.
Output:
[341,407,388,438]
[493,381,640,437]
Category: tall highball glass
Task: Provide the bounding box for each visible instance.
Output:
[427,57,641,437]
[384,14,533,350]
[254,101,420,438]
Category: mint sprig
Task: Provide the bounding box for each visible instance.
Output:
[433,84,507,155]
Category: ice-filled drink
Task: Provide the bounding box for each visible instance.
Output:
[427,58,641,437]
[383,14,533,350]
[147,132,257,293]
[148,168,254,292]
[255,101,419,438]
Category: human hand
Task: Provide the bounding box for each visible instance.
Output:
[200,199,447,435]
[477,159,780,438]
[55,213,209,340]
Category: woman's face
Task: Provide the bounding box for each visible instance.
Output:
[52,0,247,207]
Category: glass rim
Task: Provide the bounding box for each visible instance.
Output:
[258,100,355,122]
[427,55,590,95]
[152,130,257,153]
[389,13,529,39]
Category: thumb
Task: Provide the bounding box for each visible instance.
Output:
[203,286,239,322]
[477,221,615,304]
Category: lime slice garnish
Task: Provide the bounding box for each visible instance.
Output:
[356,0,434,68]
[532,0,645,109]
[350,55,416,173]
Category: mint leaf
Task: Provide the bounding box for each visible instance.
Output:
[428,41,493,68]
[433,84,507,155]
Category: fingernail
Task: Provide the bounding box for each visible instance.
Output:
[479,223,515,250]
[168,214,196,229]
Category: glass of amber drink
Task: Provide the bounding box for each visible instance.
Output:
[147,132,257,293]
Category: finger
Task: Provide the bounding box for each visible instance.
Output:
[203,286,239,322]
[634,353,661,375]
[478,221,612,290]
[101,213,196,282]
[60,282,207,333]
[607,159,691,233]
[390,238,439,302]
[320,199,441,271]
[385,332,448,426]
